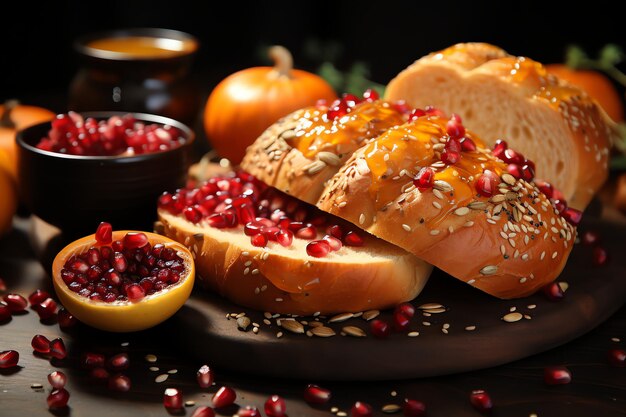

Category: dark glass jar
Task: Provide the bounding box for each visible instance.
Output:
[68,28,201,129]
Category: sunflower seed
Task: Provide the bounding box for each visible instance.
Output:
[317,151,341,166]
[382,404,401,413]
[502,312,523,323]
[363,310,380,321]
[155,374,169,383]
[433,180,453,192]
[310,326,336,337]
[418,303,443,310]
[280,320,304,334]
[343,326,366,337]
[468,201,487,210]
[424,307,446,314]
[454,207,470,216]
[305,160,327,175]
[145,354,158,363]
[329,312,354,323]
[501,173,516,185]
[480,265,498,275]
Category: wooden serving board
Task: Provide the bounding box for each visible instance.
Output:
[30,213,626,382]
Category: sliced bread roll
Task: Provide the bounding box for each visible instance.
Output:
[384,42,618,210]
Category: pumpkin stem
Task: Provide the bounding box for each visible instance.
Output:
[0,99,19,129]
[269,46,293,78]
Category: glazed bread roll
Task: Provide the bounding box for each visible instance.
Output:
[384,42,618,210]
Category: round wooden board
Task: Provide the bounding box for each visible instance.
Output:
[29,214,626,382]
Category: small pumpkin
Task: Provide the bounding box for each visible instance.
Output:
[0,149,17,236]
[203,45,337,164]
[0,100,55,180]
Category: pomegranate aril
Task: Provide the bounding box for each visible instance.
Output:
[370,319,391,338]
[265,395,286,417]
[212,386,236,407]
[197,364,214,388]
[90,367,110,380]
[492,139,508,159]
[49,338,67,359]
[446,114,465,138]
[542,282,564,301]
[34,298,58,320]
[95,222,113,244]
[107,353,130,371]
[48,371,67,389]
[304,383,332,404]
[327,99,349,120]
[307,240,331,258]
[58,308,77,329]
[164,387,183,409]
[108,374,131,392]
[322,235,342,251]
[0,302,11,322]
[440,148,460,165]
[544,366,572,385]
[581,230,600,245]
[395,302,415,318]
[28,289,51,306]
[47,388,70,409]
[236,406,260,417]
[403,399,426,417]
[535,180,554,198]
[82,352,106,369]
[295,225,316,239]
[562,207,582,226]
[475,170,499,197]
[351,401,373,417]
[251,233,268,247]
[506,163,522,179]
[123,232,149,249]
[413,167,435,190]
[393,311,411,332]
[521,163,535,181]
[592,246,609,266]
[184,206,202,223]
[608,349,626,367]
[3,293,27,312]
[393,100,411,114]
[327,224,343,239]
[344,231,364,247]
[469,390,493,413]
[32,334,51,353]
[552,199,567,214]
[363,88,379,101]
[191,406,216,417]
[409,108,426,121]
[113,252,128,272]
[0,350,19,368]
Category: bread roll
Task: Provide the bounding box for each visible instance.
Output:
[384,42,618,210]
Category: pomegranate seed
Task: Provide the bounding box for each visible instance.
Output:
[342,93,359,107]
[327,224,343,239]
[236,406,260,417]
[212,386,236,408]
[535,180,554,198]
[581,230,600,245]
[351,401,373,417]
[163,388,183,409]
[57,308,77,329]
[562,207,582,226]
[446,114,465,138]
[492,139,508,159]
[344,231,364,246]
[31,334,51,353]
[47,388,70,409]
[542,282,564,301]
[469,390,493,413]
[370,319,391,339]
[409,108,426,121]
[34,298,57,320]
[475,170,499,197]
[81,352,105,369]
[276,230,294,247]
[306,240,331,258]
[413,167,435,190]
[251,233,268,247]
[393,100,411,114]
[197,364,214,388]
[304,384,332,404]
[544,366,572,385]
[608,349,626,367]
[90,367,110,380]
[184,206,202,223]
[28,289,51,306]
[441,148,460,164]
[3,294,27,312]
[123,232,149,249]
[552,199,567,214]
[502,148,524,165]
[108,374,131,392]
[49,338,67,359]
[295,225,316,239]
[393,311,411,332]
[107,353,129,371]
[592,246,609,266]
[363,88,379,101]
[327,99,349,120]
[0,302,11,322]
[425,106,445,116]
[395,302,415,318]
[0,350,19,368]
[265,395,286,417]
[126,284,145,301]
[95,222,113,244]
[460,137,476,152]
[506,163,522,179]
[190,406,216,417]
[521,163,535,181]
[403,399,426,417]
[322,235,342,251]
[48,371,67,389]
[113,252,128,272]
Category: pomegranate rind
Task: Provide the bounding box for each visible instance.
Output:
[52,230,194,332]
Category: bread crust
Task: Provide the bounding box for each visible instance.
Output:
[384,42,618,210]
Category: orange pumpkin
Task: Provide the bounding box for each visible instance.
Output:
[0,149,17,235]
[0,100,55,180]
[545,64,624,123]
[203,45,337,164]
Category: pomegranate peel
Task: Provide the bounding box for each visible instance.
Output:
[52,230,194,332]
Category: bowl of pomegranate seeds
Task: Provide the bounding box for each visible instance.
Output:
[16,111,195,236]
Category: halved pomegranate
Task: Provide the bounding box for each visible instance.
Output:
[51,226,195,332]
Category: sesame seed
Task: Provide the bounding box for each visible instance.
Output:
[465,325,476,331]
[500,231,508,239]
[430,229,440,235]
[432,201,442,209]
[402,224,412,232]
[552,251,558,259]
[519,277,527,283]
[502,173,516,185]
[242,251,250,257]
[423,321,431,326]
[480,265,498,275]
[454,207,470,216]
[467,279,476,284]
[244,261,252,267]
[433,189,444,199]
[408,331,420,337]
[155,374,169,383]
[243,267,250,275]
[509,238,516,248]
[252,269,260,275]
[522,254,529,261]
[448,226,454,234]
[500,245,506,256]
[464,221,474,227]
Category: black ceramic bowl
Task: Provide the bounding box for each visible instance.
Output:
[16,111,195,237]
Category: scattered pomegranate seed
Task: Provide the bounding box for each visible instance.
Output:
[327,224,343,239]
[469,390,493,413]
[81,352,105,369]
[460,137,477,152]
[197,364,214,388]
[163,388,183,409]
[408,108,426,121]
[393,311,411,332]
[107,353,130,371]
[506,163,522,179]
[0,350,19,368]
[363,88,379,101]
[33,298,57,320]
[2,294,27,312]
[108,374,131,392]
[392,100,412,114]
[544,366,572,385]
[327,99,350,120]
[446,114,465,138]
[49,338,67,360]
[562,207,582,226]
[31,334,51,353]
[47,388,70,409]
[212,386,237,408]
[542,282,564,301]
[123,232,149,249]
[370,319,391,339]
[607,349,626,367]
[251,233,268,247]
[0,302,11,322]
[95,222,113,244]
[395,303,415,318]
[265,395,286,417]
[403,399,426,417]
[475,170,499,197]
[441,138,461,164]
[48,371,67,389]
[190,406,216,417]
[304,384,332,404]
[90,367,110,380]
[413,167,435,190]
[322,235,342,251]
[581,230,601,246]
[351,401,373,417]
[344,231,364,247]
[592,246,609,266]
[492,139,508,159]
[306,240,331,258]
[28,289,51,306]
[236,406,261,417]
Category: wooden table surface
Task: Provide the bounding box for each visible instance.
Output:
[1,214,625,417]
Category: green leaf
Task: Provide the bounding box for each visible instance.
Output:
[317,62,344,93]
[565,44,588,69]
[598,44,624,69]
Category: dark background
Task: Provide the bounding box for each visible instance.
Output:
[1,0,624,124]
